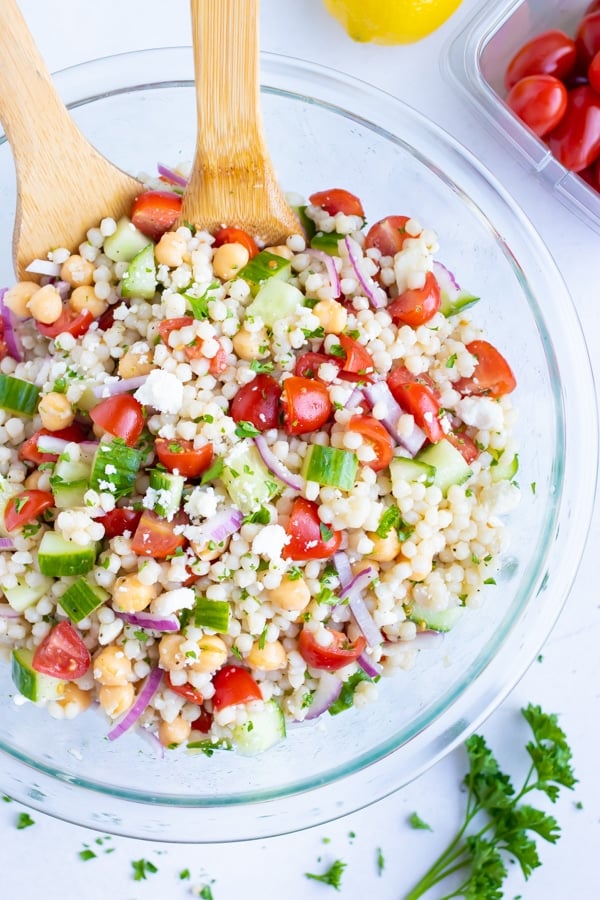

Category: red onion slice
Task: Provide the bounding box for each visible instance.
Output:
[36,436,99,460]
[107,667,163,741]
[333,550,353,589]
[0,537,16,551]
[343,236,386,309]
[189,506,244,547]
[92,375,148,398]
[362,380,427,457]
[0,289,24,362]
[254,435,304,492]
[25,259,61,277]
[157,162,189,188]
[113,609,180,632]
[339,566,383,648]
[303,672,343,720]
[306,249,341,298]
[357,652,382,678]
[0,603,21,618]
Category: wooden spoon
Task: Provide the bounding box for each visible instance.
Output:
[181,0,300,245]
[0,0,142,279]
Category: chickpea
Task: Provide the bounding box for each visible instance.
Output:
[24,468,49,491]
[212,242,249,280]
[312,298,347,334]
[247,639,286,671]
[93,645,133,686]
[189,537,229,562]
[232,325,269,361]
[55,682,92,715]
[27,284,63,324]
[38,391,75,431]
[158,634,188,671]
[265,244,293,260]
[118,349,153,379]
[269,575,311,612]
[367,529,401,562]
[69,284,108,318]
[3,281,39,317]
[158,714,192,748]
[60,254,95,287]
[98,683,135,718]
[155,231,188,268]
[190,635,228,673]
[112,573,156,613]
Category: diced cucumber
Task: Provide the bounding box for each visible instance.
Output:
[237,250,291,296]
[290,204,316,240]
[50,445,92,509]
[189,596,231,632]
[310,231,343,255]
[2,574,53,613]
[51,480,89,509]
[102,216,152,262]
[302,444,358,491]
[12,648,64,702]
[38,531,97,577]
[0,373,40,417]
[434,262,480,318]
[0,474,20,538]
[408,602,465,633]
[89,439,142,501]
[58,577,108,623]
[222,440,281,514]
[416,439,473,496]
[148,468,184,519]
[491,450,519,483]
[121,242,157,300]
[245,279,304,327]
[389,456,436,497]
[231,699,286,756]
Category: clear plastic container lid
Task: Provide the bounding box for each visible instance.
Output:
[446,0,600,233]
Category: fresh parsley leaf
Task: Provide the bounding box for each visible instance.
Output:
[305,859,346,891]
[198,886,214,900]
[249,359,275,374]
[242,506,270,525]
[200,457,223,485]
[377,847,385,875]
[79,848,97,861]
[234,420,260,438]
[328,671,373,715]
[179,868,191,880]
[328,343,346,358]
[183,280,219,319]
[319,522,334,542]
[16,812,35,829]
[409,812,433,831]
[131,858,158,881]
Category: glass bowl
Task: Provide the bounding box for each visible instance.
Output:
[0,48,596,842]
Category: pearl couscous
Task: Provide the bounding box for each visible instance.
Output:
[0,172,520,755]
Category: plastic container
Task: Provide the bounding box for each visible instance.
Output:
[447,0,600,232]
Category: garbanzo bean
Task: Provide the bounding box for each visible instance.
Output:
[60,254,95,287]
[55,682,93,715]
[212,242,249,280]
[93,645,133,686]
[190,635,228,673]
[69,284,107,318]
[3,281,39,317]
[232,326,269,361]
[312,298,347,334]
[158,634,188,671]
[112,573,156,613]
[367,530,401,562]
[38,391,75,431]
[27,284,63,324]
[269,575,311,612]
[155,231,188,268]
[158,714,191,748]
[118,348,153,379]
[98,683,135,718]
[247,639,286,671]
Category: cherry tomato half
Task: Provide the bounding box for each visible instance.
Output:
[387,373,445,443]
[19,424,88,465]
[338,334,375,375]
[213,226,259,259]
[505,30,577,90]
[282,497,342,561]
[90,394,145,447]
[347,416,394,472]
[131,190,182,241]
[158,316,227,375]
[507,74,568,137]
[36,307,94,340]
[229,373,282,431]
[364,215,415,257]
[589,49,600,93]
[211,665,262,711]
[445,430,481,465]
[282,376,333,435]
[32,621,91,680]
[4,490,54,532]
[154,437,214,478]
[576,11,600,68]
[294,352,338,380]
[547,85,600,172]
[131,510,187,559]
[165,672,204,705]
[454,340,517,398]
[308,188,365,218]
[97,507,143,539]
[298,627,366,672]
[387,271,441,327]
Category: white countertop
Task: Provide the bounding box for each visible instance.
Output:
[2,1,599,897]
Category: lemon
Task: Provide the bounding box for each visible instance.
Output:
[323,0,463,45]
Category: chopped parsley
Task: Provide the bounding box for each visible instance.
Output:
[409,811,433,831]
[305,859,347,891]
[319,522,334,542]
[249,359,275,374]
[131,858,158,881]
[242,506,270,525]
[234,420,260,439]
[16,812,35,830]
[377,847,385,876]
[79,848,97,862]
[179,868,191,880]
[329,671,374,715]
[287,566,302,581]
[200,457,224,485]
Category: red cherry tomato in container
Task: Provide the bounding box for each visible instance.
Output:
[213,227,259,258]
[387,271,441,327]
[36,307,94,340]
[211,665,262,710]
[506,74,568,137]
[229,374,282,431]
[576,11,600,68]
[364,215,415,256]
[308,188,365,218]
[298,627,366,671]
[4,490,54,532]
[388,378,445,443]
[338,334,375,375]
[97,507,142,539]
[131,510,187,559]
[346,415,394,471]
[90,394,145,447]
[283,498,342,561]
[504,30,577,90]
[454,340,516,399]
[19,424,88,465]
[32,621,91,680]
[589,49,600,93]
[547,85,600,172]
[131,190,182,241]
[154,438,214,478]
[282,376,332,435]
[165,672,204,705]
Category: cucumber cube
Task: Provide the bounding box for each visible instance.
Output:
[246,279,304,327]
[38,532,98,577]
[12,648,64,702]
[232,699,286,756]
[222,441,281,514]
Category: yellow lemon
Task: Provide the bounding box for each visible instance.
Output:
[323,0,463,45]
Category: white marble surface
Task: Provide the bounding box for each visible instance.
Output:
[1,1,599,897]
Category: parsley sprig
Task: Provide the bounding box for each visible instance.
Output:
[404,704,576,900]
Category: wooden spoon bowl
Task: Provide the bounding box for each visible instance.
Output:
[0,0,142,279]
[181,0,300,246]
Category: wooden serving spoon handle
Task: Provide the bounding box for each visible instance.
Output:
[180,0,300,245]
[0,0,141,278]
